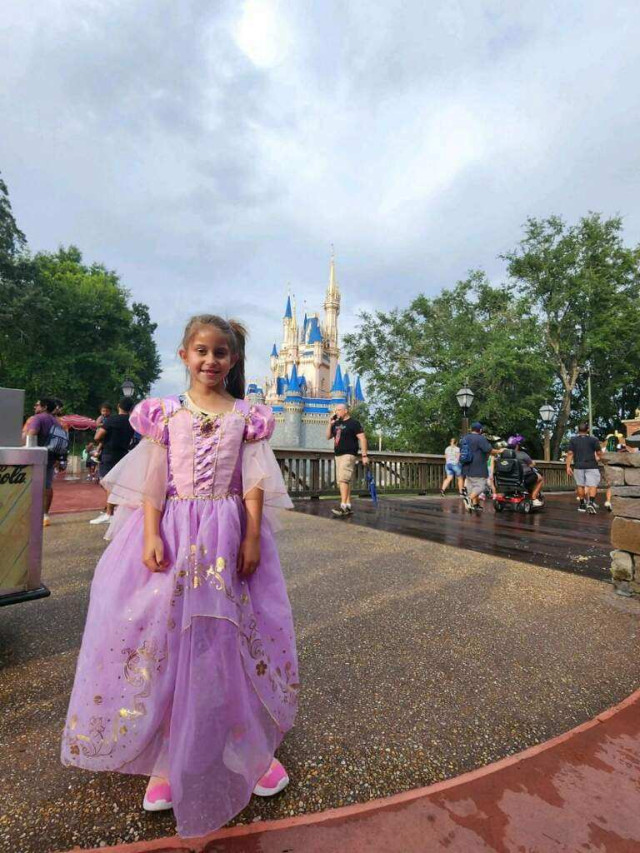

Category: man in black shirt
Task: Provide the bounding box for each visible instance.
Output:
[566,421,603,513]
[90,397,135,525]
[326,403,369,517]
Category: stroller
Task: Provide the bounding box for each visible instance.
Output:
[493,449,542,514]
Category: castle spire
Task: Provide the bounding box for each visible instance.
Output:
[331,363,345,393]
[324,247,341,385]
[328,244,339,298]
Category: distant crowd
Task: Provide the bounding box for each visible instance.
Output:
[23,395,137,527]
[440,420,636,515]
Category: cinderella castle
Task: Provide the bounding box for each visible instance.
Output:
[247,255,364,448]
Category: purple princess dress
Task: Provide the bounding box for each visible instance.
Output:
[61,396,299,838]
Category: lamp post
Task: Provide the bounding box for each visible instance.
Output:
[456,387,474,436]
[539,403,555,462]
[121,379,135,399]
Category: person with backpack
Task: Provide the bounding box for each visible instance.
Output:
[459,422,499,512]
[89,397,135,525]
[24,396,70,527]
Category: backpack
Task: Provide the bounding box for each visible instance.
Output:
[495,453,523,486]
[46,421,70,459]
[459,436,473,465]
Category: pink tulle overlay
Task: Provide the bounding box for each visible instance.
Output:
[61,397,298,837]
[102,439,168,540]
[242,439,293,531]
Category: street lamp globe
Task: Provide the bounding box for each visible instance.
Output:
[121,379,135,398]
[456,387,474,410]
[539,403,555,424]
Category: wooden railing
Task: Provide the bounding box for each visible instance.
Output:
[272,448,574,499]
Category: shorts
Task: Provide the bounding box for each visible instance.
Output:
[523,470,540,490]
[598,465,610,487]
[445,462,462,477]
[335,454,357,484]
[45,459,56,489]
[99,453,126,480]
[466,476,487,497]
[574,468,601,488]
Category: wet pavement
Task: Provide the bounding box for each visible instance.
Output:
[1,505,638,852]
[295,492,612,580]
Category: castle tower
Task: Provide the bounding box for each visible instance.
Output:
[323,250,341,385]
[330,363,347,406]
[283,363,304,447]
[246,383,265,406]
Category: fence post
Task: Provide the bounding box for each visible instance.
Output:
[310,457,320,499]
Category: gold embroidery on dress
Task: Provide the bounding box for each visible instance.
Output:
[118,639,165,720]
[167,492,241,501]
[63,638,167,761]
[144,435,167,447]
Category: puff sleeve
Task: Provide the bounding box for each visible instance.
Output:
[242,405,293,527]
[101,398,168,534]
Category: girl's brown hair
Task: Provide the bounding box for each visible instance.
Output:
[181,315,247,399]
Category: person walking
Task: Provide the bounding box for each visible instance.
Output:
[441,438,463,496]
[61,313,298,837]
[565,421,603,513]
[327,402,369,517]
[82,442,99,481]
[23,396,69,527]
[89,397,135,524]
[460,422,497,512]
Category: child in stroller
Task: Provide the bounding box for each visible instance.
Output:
[493,437,545,513]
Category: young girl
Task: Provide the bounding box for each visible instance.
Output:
[61,315,299,838]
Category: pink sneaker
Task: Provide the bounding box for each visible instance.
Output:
[142,780,173,812]
[252,758,289,797]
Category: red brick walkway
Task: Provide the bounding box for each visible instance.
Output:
[64,678,640,853]
[50,476,105,515]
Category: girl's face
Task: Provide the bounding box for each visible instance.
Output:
[180,325,238,391]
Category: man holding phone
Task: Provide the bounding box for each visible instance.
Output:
[326,403,369,517]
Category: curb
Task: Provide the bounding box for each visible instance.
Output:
[61,686,640,853]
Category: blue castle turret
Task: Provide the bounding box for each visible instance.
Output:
[330,364,347,405]
[308,319,323,344]
[354,376,364,403]
[283,363,304,446]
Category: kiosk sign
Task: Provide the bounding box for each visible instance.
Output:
[0,447,50,606]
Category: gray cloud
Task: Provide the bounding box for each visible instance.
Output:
[2,0,639,395]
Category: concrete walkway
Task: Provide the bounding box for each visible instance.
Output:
[1,508,638,852]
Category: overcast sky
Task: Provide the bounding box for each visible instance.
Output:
[2,0,640,395]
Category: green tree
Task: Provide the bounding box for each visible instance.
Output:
[504,214,640,457]
[0,172,26,259]
[0,174,161,415]
[344,273,553,453]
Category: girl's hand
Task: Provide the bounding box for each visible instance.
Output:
[143,534,169,572]
[237,535,260,576]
